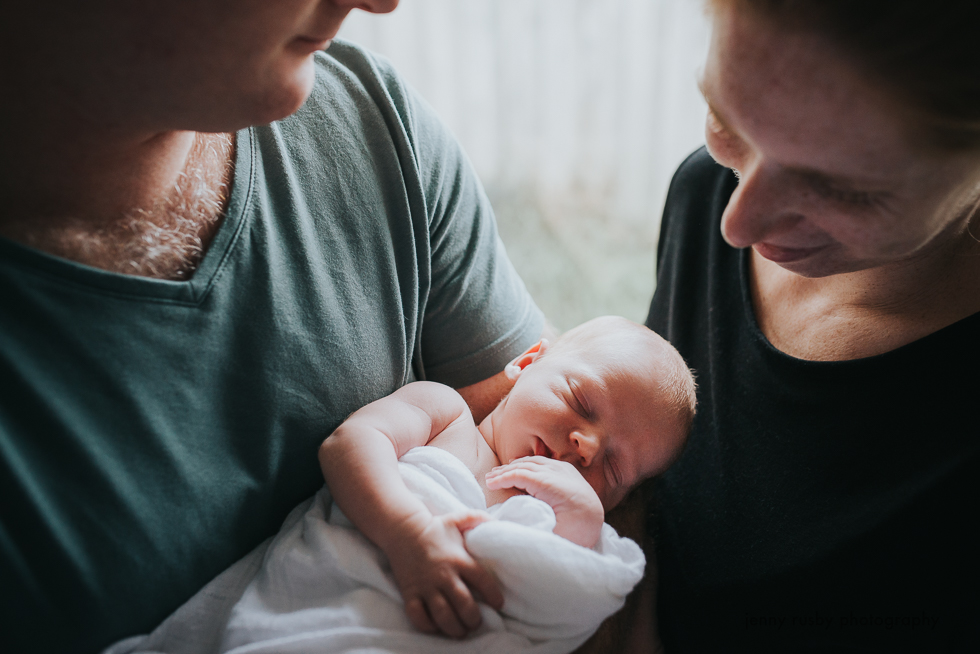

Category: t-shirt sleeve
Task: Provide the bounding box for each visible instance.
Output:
[370,55,544,388]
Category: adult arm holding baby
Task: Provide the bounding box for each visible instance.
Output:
[320,317,696,641]
[319,382,504,639]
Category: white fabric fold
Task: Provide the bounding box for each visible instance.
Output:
[104,446,644,654]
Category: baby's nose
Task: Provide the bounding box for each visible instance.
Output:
[568,430,599,467]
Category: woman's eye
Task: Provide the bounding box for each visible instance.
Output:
[705,108,729,140]
[704,109,745,174]
[818,186,876,207]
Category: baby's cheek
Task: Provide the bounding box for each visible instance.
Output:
[580,471,608,508]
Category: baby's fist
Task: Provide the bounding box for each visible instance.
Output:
[486,457,603,548]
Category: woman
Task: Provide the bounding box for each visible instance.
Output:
[644,1,980,652]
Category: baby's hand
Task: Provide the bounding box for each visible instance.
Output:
[485,456,604,548]
[382,510,503,638]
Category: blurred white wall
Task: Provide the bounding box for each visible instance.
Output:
[339,0,711,330]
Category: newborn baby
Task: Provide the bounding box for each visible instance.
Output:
[319,315,696,639]
[102,316,696,654]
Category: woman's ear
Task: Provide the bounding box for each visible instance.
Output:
[504,339,549,382]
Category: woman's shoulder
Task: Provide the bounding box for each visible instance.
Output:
[669,146,733,192]
[666,147,738,209]
[657,147,739,271]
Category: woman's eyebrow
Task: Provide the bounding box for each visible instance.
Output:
[698,76,899,195]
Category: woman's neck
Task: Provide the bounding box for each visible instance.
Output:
[749,227,980,361]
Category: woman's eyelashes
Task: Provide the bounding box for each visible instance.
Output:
[815,184,880,208]
[705,108,747,168]
[704,107,890,212]
[802,174,895,212]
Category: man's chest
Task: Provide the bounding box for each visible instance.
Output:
[0,132,234,281]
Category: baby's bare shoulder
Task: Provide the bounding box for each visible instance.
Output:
[392,381,470,413]
[392,382,472,429]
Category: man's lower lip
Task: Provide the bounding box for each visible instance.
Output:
[754,242,826,263]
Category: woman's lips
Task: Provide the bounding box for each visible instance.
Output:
[754,242,828,263]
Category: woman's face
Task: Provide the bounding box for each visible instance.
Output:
[702,5,980,278]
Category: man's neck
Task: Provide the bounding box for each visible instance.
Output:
[0,128,235,280]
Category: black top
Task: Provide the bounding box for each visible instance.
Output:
[646,148,980,653]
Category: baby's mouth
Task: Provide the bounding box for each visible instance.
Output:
[533,437,555,458]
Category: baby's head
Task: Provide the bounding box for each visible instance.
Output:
[487,316,696,510]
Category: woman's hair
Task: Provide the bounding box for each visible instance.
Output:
[710,0,980,150]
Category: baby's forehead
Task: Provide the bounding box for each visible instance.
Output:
[559,323,671,358]
[551,324,685,393]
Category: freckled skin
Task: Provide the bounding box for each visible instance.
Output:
[701,5,980,362]
[704,5,980,278]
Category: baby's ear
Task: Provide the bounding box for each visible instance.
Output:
[504,339,549,381]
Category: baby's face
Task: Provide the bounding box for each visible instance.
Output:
[488,344,683,510]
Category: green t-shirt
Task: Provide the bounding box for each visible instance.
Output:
[0,42,542,653]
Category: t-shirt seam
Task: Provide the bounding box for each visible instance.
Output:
[423,303,542,381]
[187,127,258,306]
[0,129,257,307]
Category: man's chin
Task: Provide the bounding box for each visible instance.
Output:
[258,63,318,123]
[177,69,317,134]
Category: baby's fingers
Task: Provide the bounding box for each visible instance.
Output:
[444,510,491,534]
[459,557,504,611]
[444,574,485,631]
[485,466,550,495]
[486,455,553,476]
[405,597,437,634]
[426,591,467,638]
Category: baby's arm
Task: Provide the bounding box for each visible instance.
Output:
[485,456,605,548]
[318,382,503,638]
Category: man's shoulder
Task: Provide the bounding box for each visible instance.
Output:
[316,40,404,94]
[295,41,418,136]
[270,41,445,192]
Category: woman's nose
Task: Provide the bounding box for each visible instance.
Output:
[566,430,599,468]
[720,163,805,249]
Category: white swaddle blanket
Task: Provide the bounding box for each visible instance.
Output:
[104,446,644,654]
